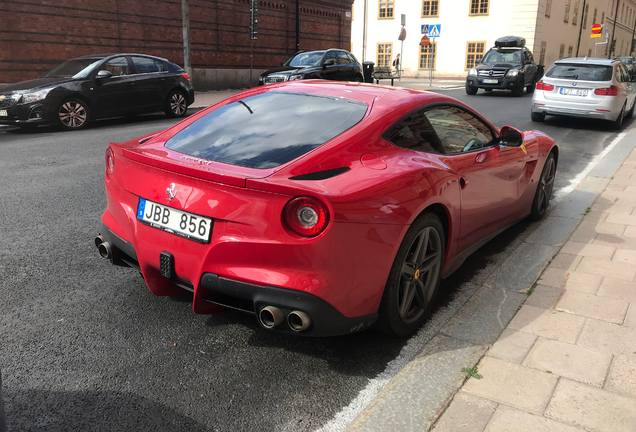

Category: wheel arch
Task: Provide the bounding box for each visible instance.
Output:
[168,86,190,104]
[414,202,451,255]
[60,93,92,111]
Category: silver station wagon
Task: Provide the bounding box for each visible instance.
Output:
[531,58,636,129]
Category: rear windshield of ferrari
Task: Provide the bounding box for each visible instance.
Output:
[545,64,613,81]
[165,92,368,169]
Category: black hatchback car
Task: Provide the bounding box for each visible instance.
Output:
[259,49,363,85]
[0,54,194,130]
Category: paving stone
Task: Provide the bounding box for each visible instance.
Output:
[488,329,537,364]
[551,190,598,219]
[431,392,497,432]
[525,285,564,310]
[568,228,598,244]
[537,269,603,293]
[537,268,568,288]
[547,253,583,271]
[625,304,636,328]
[613,248,636,265]
[606,213,636,226]
[546,379,636,432]
[484,405,585,432]
[576,220,626,236]
[577,256,636,281]
[484,244,559,292]
[441,286,527,345]
[523,338,612,387]
[593,234,636,250]
[601,190,636,206]
[525,217,581,246]
[561,241,615,260]
[508,305,586,344]
[577,318,636,356]
[606,354,636,399]
[606,183,627,191]
[624,225,636,237]
[463,356,558,414]
[592,202,633,214]
[556,291,629,324]
[597,277,636,302]
[576,176,610,194]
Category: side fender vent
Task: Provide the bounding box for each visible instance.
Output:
[289,167,350,181]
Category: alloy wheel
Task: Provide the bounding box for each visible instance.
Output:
[397,226,442,324]
[536,156,556,215]
[170,93,187,116]
[58,101,87,128]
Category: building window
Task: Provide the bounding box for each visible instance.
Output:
[572,0,579,25]
[610,0,614,16]
[352,4,354,20]
[539,41,547,65]
[377,43,393,67]
[592,8,597,26]
[465,41,486,69]
[545,0,552,17]
[601,11,605,24]
[564,0,571,22]
[470,0,489,15]
[568,45,573,56]
[379,0,395,19]
[419,42,437,69]
[583,4,589,28]
[559,43,565,57]
[588,48,592,57]
[422,0,439,17]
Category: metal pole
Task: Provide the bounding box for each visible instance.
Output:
[631,15,636,54]
[296,0,300,51]
[610,0,620,58]
[576,0,587,56]
[400,37,403,81]
[362,0,368,61]
[182,0,191,73]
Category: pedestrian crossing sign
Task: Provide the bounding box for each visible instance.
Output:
[421,24,441,38]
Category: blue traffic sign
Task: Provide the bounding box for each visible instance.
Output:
[421,24,441,37]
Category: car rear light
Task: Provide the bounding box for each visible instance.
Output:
[106,148,114,174]
[536,80,554,91]
[182,73,190,81]
[284,197,329,237]
[594,85,620,96]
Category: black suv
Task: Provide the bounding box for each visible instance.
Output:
[259,49,364,85]
[466,36,539,96]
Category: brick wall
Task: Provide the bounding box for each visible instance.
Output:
[0,0,354,83]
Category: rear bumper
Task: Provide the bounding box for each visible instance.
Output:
[466,75,524,90]
[531,91,623,121]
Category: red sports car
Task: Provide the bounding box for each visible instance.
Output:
[96,81,558,337]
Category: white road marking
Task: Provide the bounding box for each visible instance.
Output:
[316,130,629,432]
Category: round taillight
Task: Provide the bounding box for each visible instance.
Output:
[106,148,114,174]
[284,197,329,237]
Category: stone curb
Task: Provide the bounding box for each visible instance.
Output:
[345,127,636,432]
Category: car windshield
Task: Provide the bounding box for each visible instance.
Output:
[545,63,613,81]
[42,59,102,79]
[283,51,326,67]
[617,56,633,65]
[165,91,368,169]
[480,50,523,66]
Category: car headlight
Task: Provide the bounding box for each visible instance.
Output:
[507,69,520,77]
[21,89,52,104]
[469,68,478,76]
[288,74,305,81]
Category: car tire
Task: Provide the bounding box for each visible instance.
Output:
[354,75,364,82]
[609,104,626,130]
[465,84,478,95]
[531,111,545,122]
[526,81,536,93]
[375,212,445,337]
[165,90,189,118]
[511,82,524,97]
[530,153,556,221]
[57,98,90,131]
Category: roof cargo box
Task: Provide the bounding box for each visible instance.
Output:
[495,36,526,48]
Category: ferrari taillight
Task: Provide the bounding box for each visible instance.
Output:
[106,148,114,174]
[536,81,554,91]
[595,85,620,96]
[284,197,329,237]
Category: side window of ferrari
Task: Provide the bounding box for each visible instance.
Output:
[425,106,495,154]
[383,109,444,154]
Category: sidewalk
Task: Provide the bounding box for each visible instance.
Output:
[431,146,636,431]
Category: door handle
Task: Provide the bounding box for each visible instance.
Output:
[127,83,135,86]
[159,78,166,82]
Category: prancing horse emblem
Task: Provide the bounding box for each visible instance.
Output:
[166,183,177,203]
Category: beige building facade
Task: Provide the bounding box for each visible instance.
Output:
[351,0,636,78]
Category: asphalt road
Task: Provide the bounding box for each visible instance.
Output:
[0,90,629,432]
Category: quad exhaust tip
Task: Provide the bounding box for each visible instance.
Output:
[259,306,284,329]
[288,311,312,332]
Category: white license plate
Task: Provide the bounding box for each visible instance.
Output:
[0,110,7,116]
[137,198,213,243]
[483,79,498,84]
[560,88,588,96]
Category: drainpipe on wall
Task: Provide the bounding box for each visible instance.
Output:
[182,0,191,74]
[362,0,368,61]
[631,16,636,55]
[296,0,300,51]
[576,0,587,56]
[610,0,620,58]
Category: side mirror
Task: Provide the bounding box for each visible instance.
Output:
[96,70,113,79]
[323,59,336,69]
[499,125,524,147]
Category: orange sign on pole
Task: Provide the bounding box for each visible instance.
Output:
[420,35,430,47]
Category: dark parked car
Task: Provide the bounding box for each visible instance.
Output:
[616,56,636,78]
[0,54,194,130]
[259,49,364,85]
[466,36,539,96]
